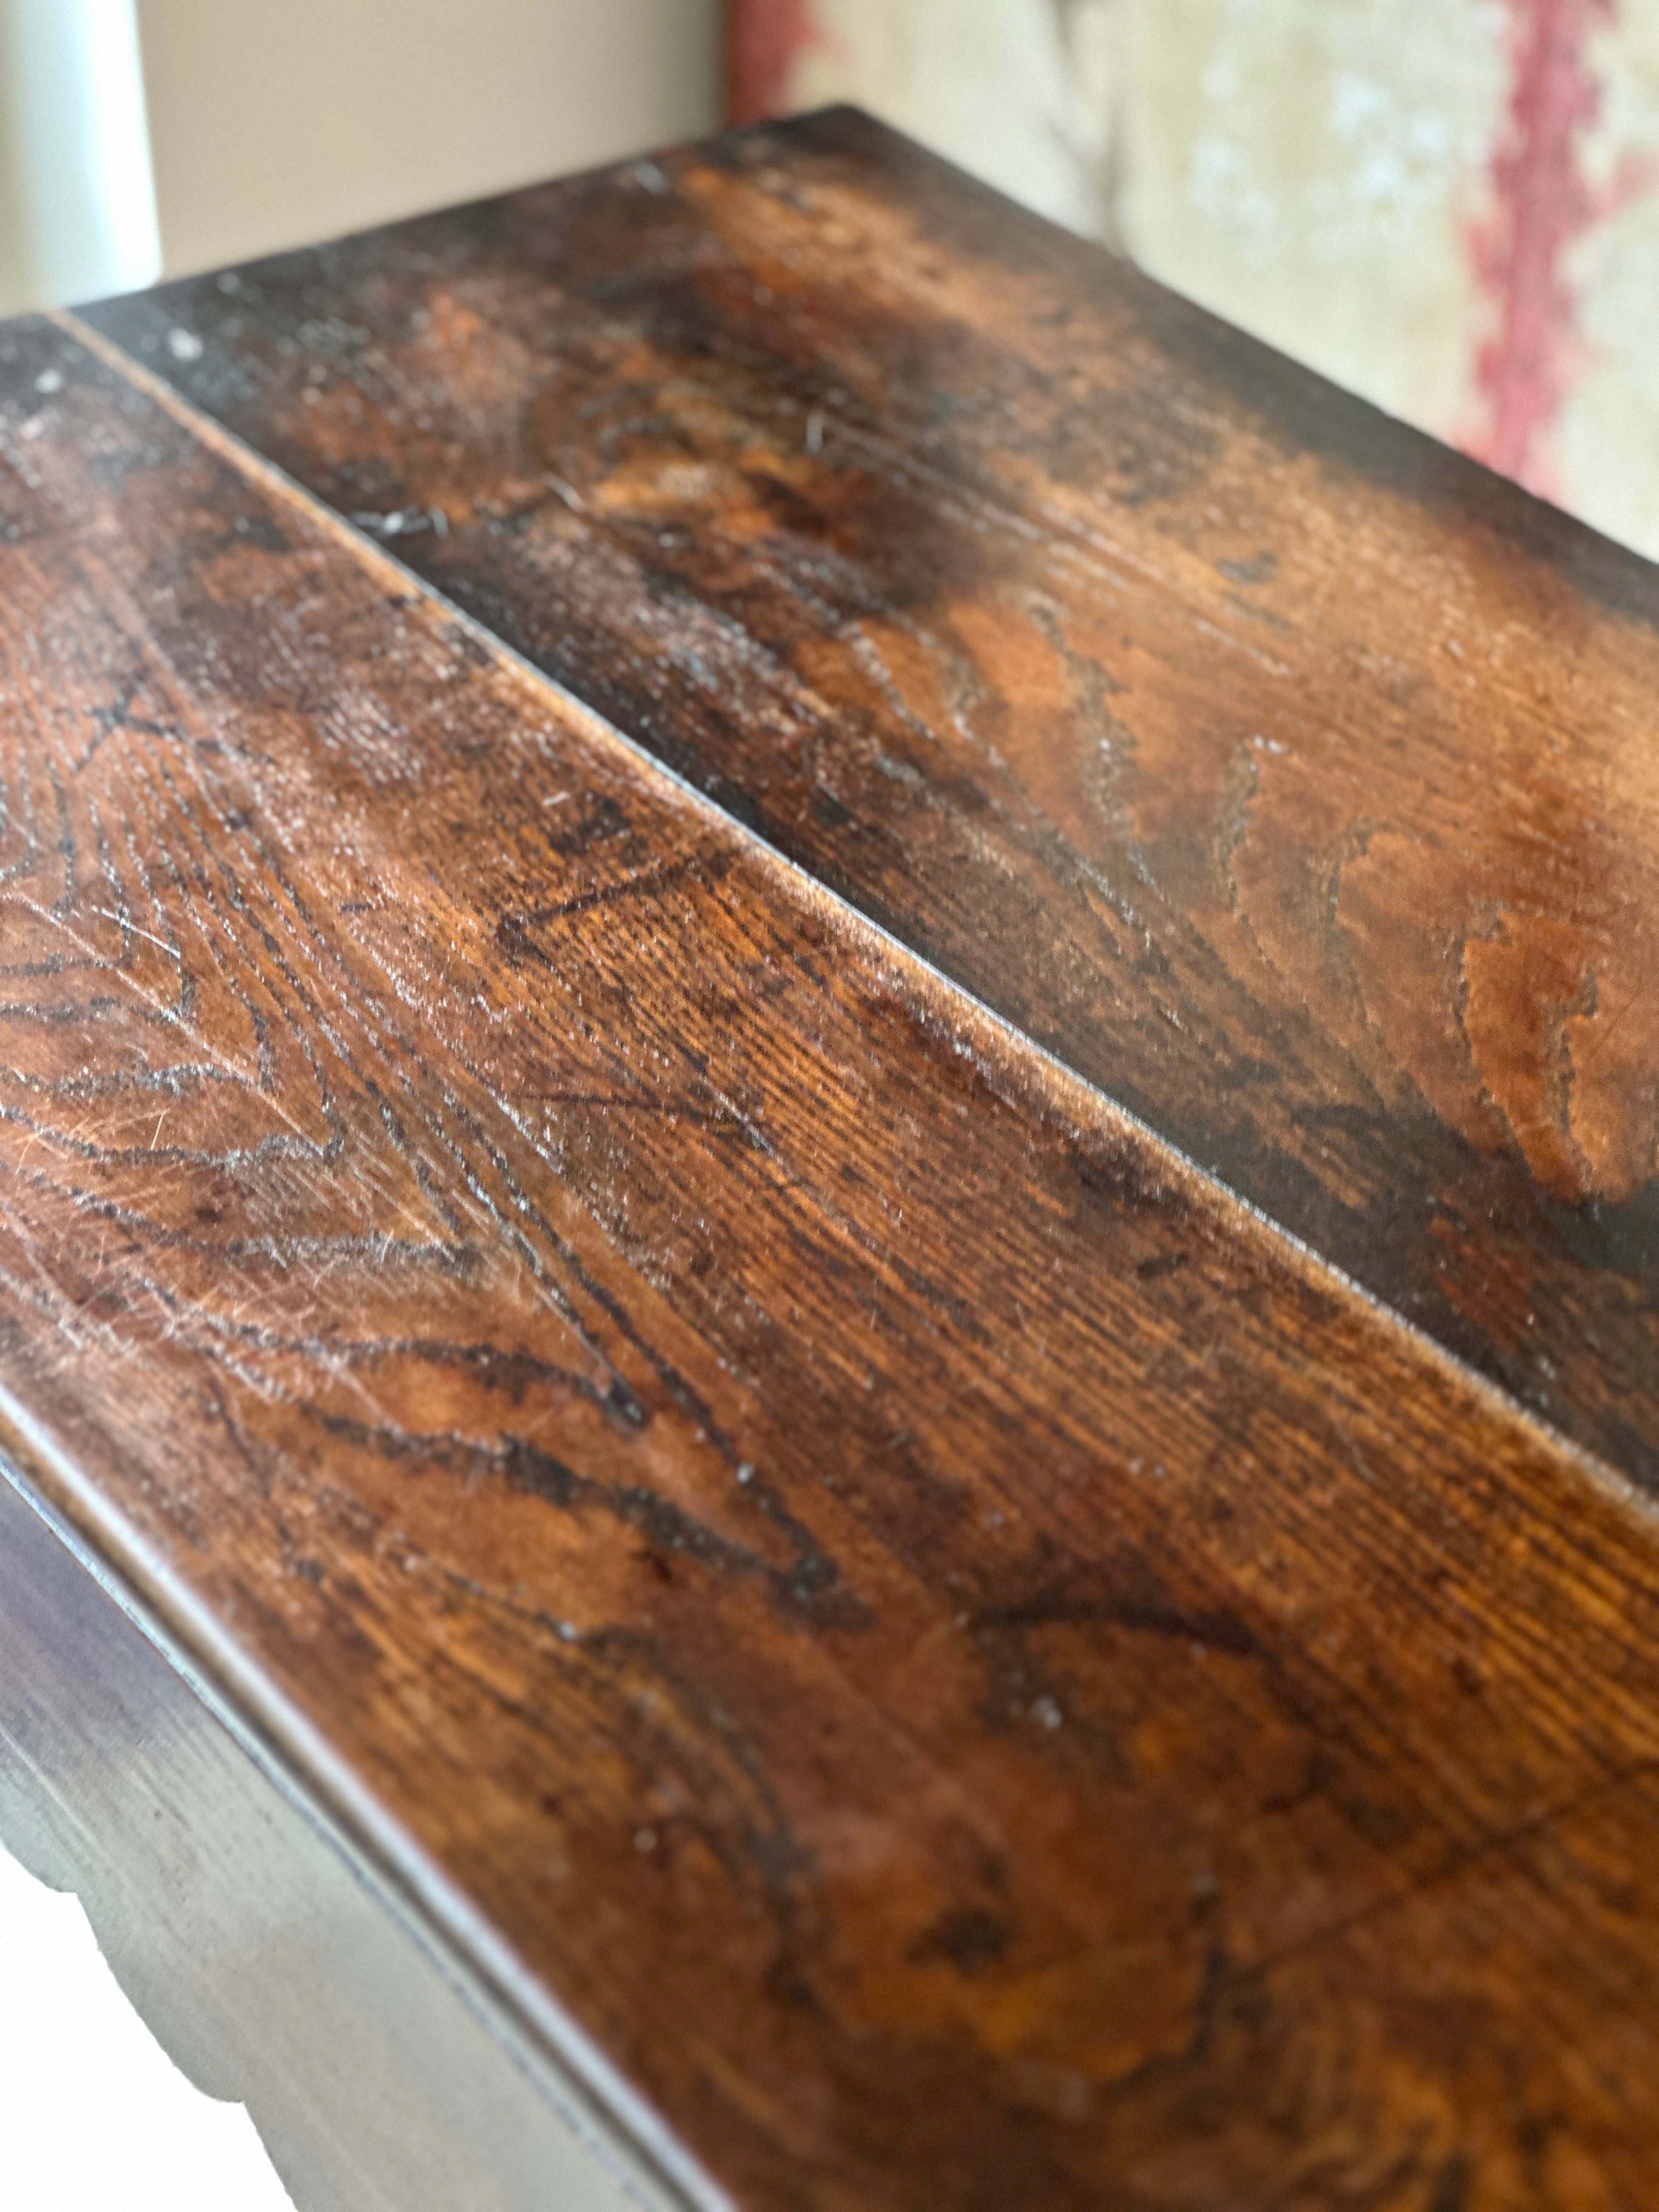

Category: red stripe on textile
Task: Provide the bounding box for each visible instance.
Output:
[1467,0,1614,494]
[726,0,825,124]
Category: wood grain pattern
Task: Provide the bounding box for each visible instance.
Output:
[5,300,1659,2209]
[83,108,1659,1491]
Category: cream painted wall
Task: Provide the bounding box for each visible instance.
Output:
[135,0,720,277]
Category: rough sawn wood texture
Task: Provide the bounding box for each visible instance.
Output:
[85,108,1659,1489]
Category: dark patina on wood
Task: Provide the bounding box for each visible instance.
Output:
[83,107,1659,1491]
[0,255,1657,2208]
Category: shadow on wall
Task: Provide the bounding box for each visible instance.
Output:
[730,0,1659,565]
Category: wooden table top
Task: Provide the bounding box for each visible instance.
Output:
[4,106,1659,2209]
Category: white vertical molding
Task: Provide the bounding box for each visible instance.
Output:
[1,0,161,308]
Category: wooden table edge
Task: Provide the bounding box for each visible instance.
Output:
[0,1400,720,2212]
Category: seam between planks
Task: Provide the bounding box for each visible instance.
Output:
[52,303,1655,1529]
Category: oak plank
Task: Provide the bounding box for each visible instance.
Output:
[82,107,1659,1487]
[4,312,1659,2209]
